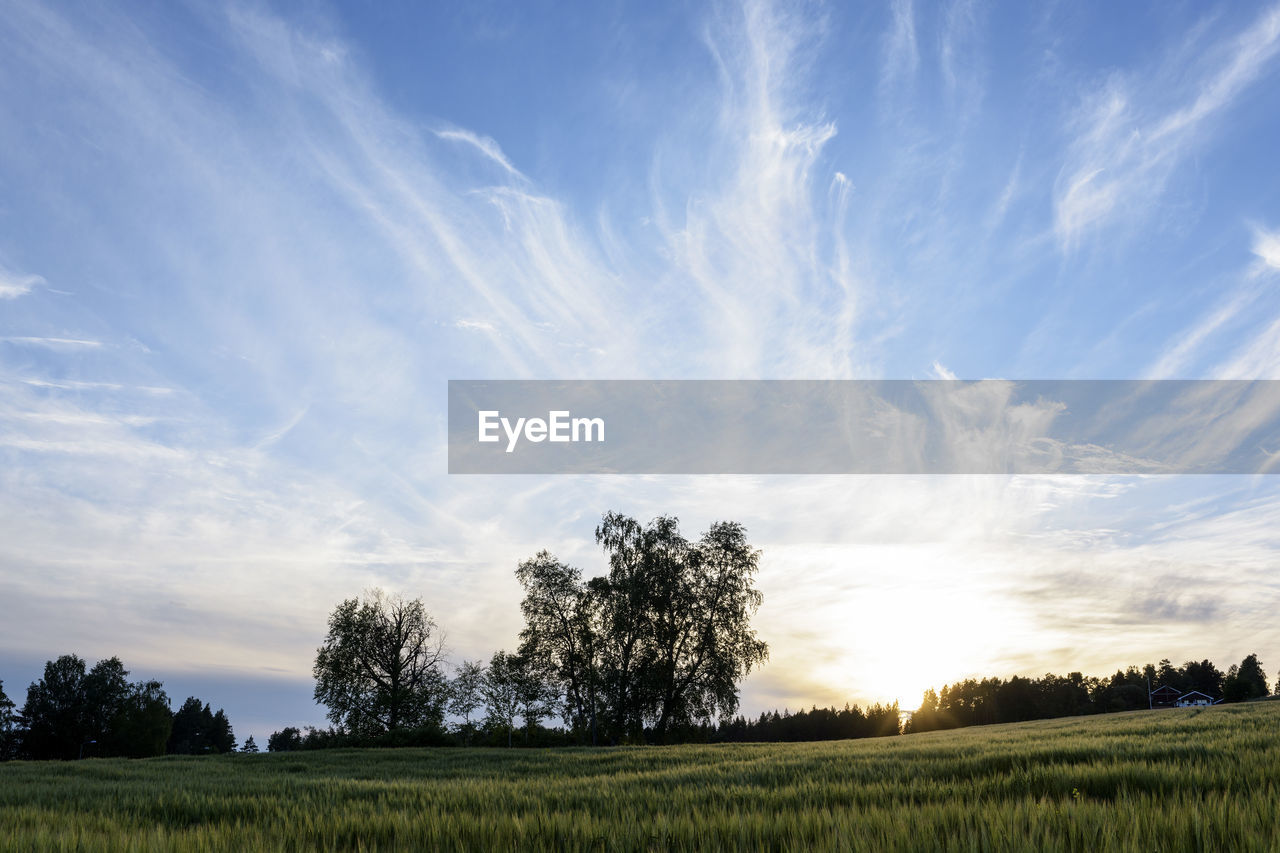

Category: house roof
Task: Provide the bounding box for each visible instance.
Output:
[1177,690,1215,700]
[1150,685,1181,695]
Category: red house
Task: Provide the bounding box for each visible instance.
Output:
[1149,684,1181,708]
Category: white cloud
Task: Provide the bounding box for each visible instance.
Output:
[1,336,102,349]
[0,265,43,299]
[1215,313,1280,378]
[1253,225,1280,271]
[929,361,958,380]
[1146,285,1258,379]
[657,0,859,377]
[435,127,522,178]
[1054,4,1280,251]
[21,378,174,394]
[1148,223,1280,380]
[880,0,919,96]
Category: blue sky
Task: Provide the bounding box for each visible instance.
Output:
[2,0,1279,742]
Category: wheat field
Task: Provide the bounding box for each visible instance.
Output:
[2,701,1277,851]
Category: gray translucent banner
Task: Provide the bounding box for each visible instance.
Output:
[447,380,1280,475]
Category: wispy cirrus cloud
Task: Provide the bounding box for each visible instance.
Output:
[1,336,101,349]
[657,0,859,378]
[435,127,523,178]
[1146,222,1280,379]
[0,265,43,300]
[1252,224,1280,270]
[20,378,173,394]
[880,0,919,98]
[1054,4,1280,251]
[1216,314,1280,379]
[455,319,497,334]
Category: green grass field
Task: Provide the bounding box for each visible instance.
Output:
[2,702,1277,851]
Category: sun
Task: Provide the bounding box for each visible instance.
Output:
[803,575,1033,711]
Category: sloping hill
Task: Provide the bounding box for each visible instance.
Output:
[2,701,1277,851]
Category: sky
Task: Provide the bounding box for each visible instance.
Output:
[2,0,1279,744]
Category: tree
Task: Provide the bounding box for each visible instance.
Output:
[169,697,234,754]
[1155,658,1182,692]
[1237,653,1268,697]
[447,660,486,743]
[594,513,769,742]
[169,697,209,754]
[313,589,449,736]
[591,513,662,743]
[107,680,172,758]
[84,658,131,742]
[21,655,90,760]
[1181,659,1225,697]
[512,654,557,743]
[516,513,769,745]
[904,688,942,733]
[481,651,523,747]
[516,551,602,744]
[0,680,19,761]
[663,518,768,738]
[267,727,302,752]
[1223,653,1269,702]
[211,709,236,754]
[241,735,259,753]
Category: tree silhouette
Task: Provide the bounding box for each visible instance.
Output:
[1181,659,1225,697]
[107,679,171,758]
[168,697,235,754]
[169,697,207,754]
[447,660,485,744]
[512,653,557,743]
[313,589,449,736]
[21,655,91,760]
[516,513,768,745]
[481,651,523,747]
[1155,658,1183,692]
[592,513,769,741]
[267,727,302,752]
[211,709,236,754]
[21,655,176,759]
[515,551,601,744]
[0,680,18,760]
[1223,653,1269,701]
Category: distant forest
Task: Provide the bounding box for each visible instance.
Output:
[903,653,1272,734]
[1,512,1276,760]
[3,649,1272,760]
[0,654,238,761]
[258,652,1274,752]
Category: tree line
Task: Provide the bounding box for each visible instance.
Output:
[904,653,1273,734]
[268,649,1272,750]
[0,655,237,761]
[711,703,903,743]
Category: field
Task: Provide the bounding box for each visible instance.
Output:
[2,702,1278,852]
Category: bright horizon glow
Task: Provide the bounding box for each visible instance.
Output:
[820,576,1029,711]
[1,1,1279,742]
